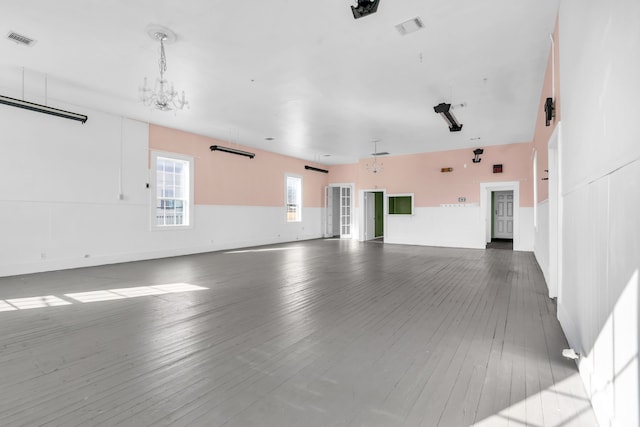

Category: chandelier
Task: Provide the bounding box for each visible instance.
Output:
[367,140,384,174]
[140,28,188,111]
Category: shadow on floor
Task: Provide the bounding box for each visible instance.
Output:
[486,238,513,250]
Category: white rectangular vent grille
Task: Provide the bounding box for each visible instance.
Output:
[7,32,36,46]
[396,17,424,36]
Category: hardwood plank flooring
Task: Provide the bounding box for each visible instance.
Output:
[0,240,598,426]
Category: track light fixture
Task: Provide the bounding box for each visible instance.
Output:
[351,0,380,19]
[0,94,87,123]
[472,148,483,163]
[433,102,463,132]
[209,145,255,159]
[305,165,329,174]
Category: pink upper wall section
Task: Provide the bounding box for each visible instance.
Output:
[329,164,359,184]
[149,125,328,207]
[532,17,561,203]
[330,142,534,208]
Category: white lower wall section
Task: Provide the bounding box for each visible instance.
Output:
[0,203,323,277]
[559,159,640,427]
[516,207,534,252]
[382,206,534,251]
[534,199,550,285]
[384,207,484,249]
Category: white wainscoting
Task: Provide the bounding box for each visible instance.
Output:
[384,206,484,249]
[382,206,534,251]
[0,203,323,277]
[534,199,550,290]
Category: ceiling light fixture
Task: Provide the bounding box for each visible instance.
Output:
[140,27,188,111]
[351,0,380,19]
[0,94,87,123]
[434,103,463,132]
[305,165,329,174]
[210,145,255,159]
[367,140,384,174]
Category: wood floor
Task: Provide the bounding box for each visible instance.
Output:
[0,240,597,426]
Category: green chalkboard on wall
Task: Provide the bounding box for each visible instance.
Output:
[388,195,413,215]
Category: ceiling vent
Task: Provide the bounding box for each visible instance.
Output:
[7,31,36,47]
[395,17,424,36]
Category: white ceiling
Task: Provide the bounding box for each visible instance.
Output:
[0,0,558,165]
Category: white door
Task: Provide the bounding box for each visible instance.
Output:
[493,191,514,239]
[364,192,375,240]
[340,186,352,238]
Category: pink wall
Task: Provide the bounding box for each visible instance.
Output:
[532,18,561,203]
[149,125,328,207]
[150,125,534,210]
[328,163,358,185]
[330,143,534,208]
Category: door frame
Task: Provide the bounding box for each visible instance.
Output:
[480,181,520,249]
[359,188,386,242]
[325,183,355,239]
[362,189,385,241]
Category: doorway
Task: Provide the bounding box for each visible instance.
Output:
[364,191,384,241]
[487,190,514,250]
[480,181,520,250]
[325,184,353,239]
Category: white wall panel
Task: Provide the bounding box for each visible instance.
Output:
[0,203,323,277]
[383,206,533,251]
[558,1,640,425]
[384,207,484,249]
[516,207,534,252]
[560,0,640,194]
[534,200,550,286]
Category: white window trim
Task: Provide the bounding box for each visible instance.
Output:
[150,150,195,231]
[285,173,303,223]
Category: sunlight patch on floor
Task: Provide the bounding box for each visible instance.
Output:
[0,283,208,311]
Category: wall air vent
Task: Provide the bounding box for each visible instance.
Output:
[7,31,36,47]
[395,17,424,36]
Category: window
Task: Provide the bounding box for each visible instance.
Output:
[286,175,302,222]
[388,194,413,215]
[152,151,193,228]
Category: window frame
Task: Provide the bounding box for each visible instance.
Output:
[150,150,195,230]
[387,193,414,215]
[285,174,303,222]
